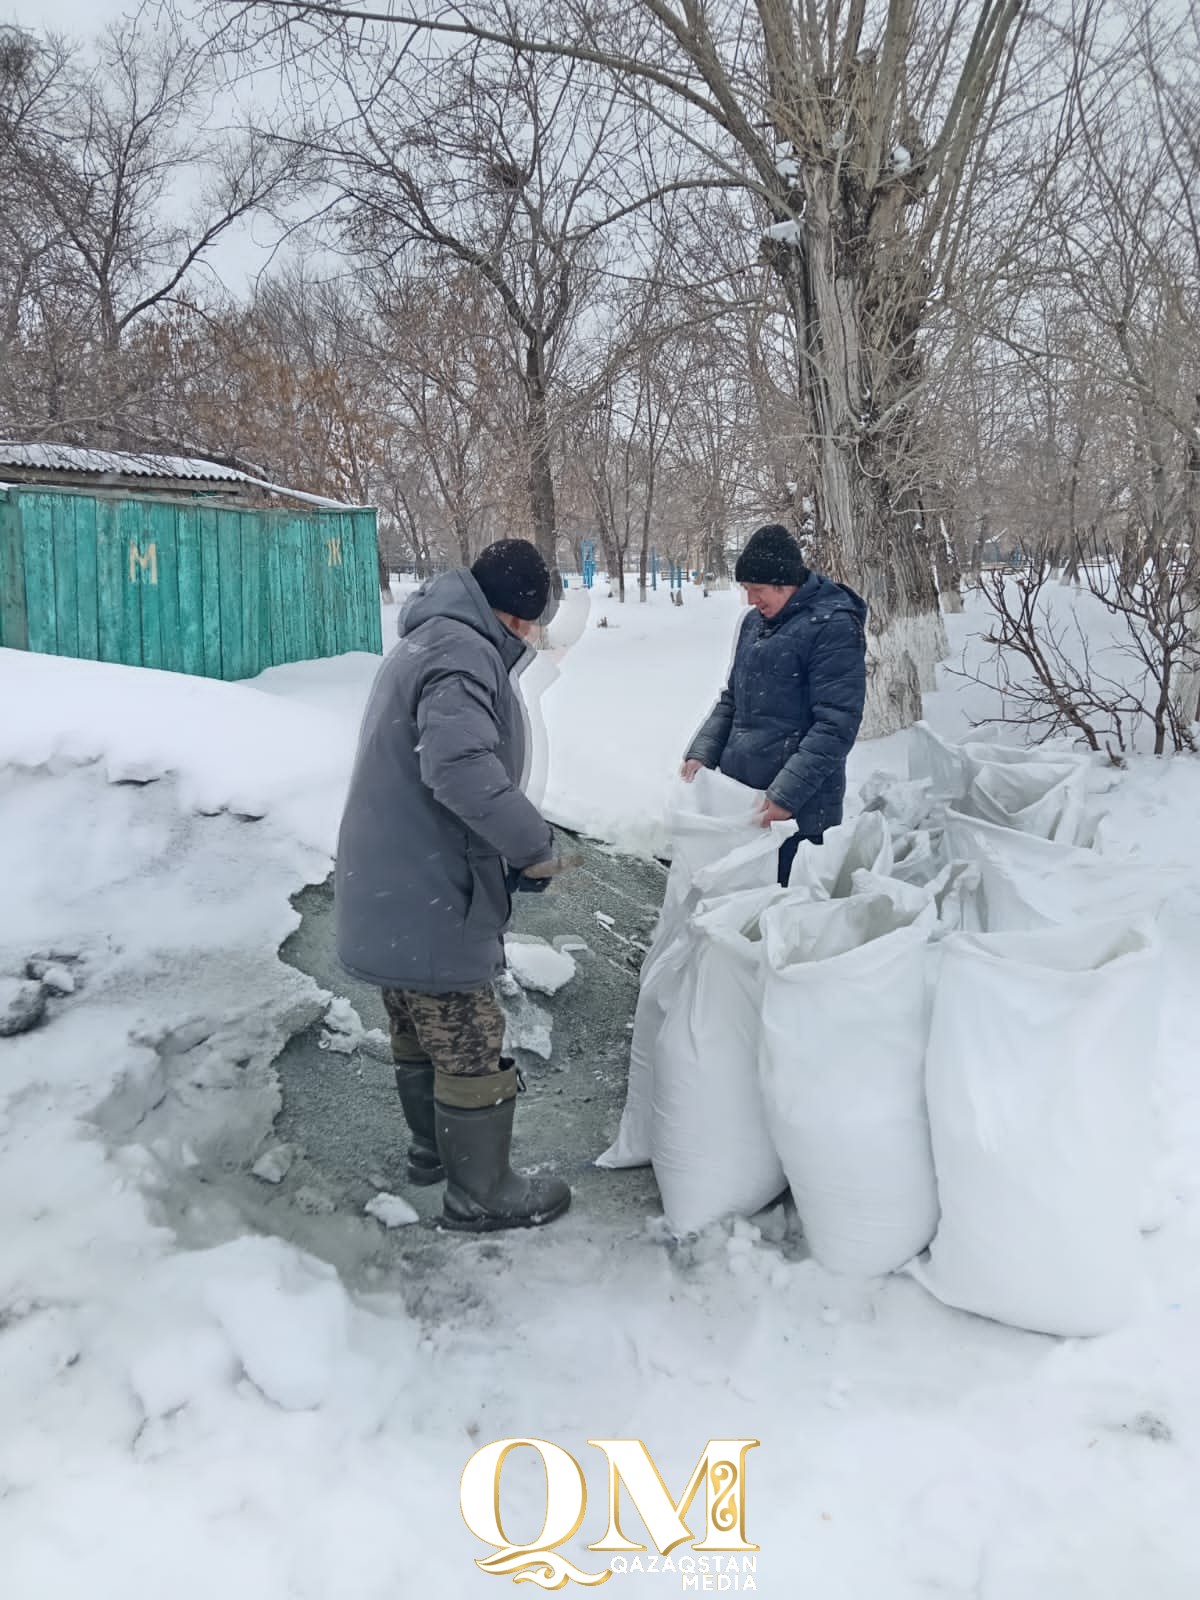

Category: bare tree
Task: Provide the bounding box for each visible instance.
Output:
[966,529,1200,758]
[0,19,304,445]
[264,34,678,583]
[372,270,519,566]
[203,0,1037,733]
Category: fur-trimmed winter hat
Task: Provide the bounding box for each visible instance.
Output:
[471,540,551,621]
[733,524,809,588]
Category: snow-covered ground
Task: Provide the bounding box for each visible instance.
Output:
[4,581,1200,1598]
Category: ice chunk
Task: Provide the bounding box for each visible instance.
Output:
[365,1193,419,1229]
[319,997,386,1057]
[504,939,577,996]
[38,963,77,996]
[0,978,46,1037]
[252,1144,296,1185]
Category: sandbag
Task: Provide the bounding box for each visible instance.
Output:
[848,868,932,921]
[597,927,694,1170]
[851,861,984,938]
[927,861,987,935]
[909,723,1086,811]
[912,919,1161,1336]
[908,723,974,803]
[650,769,766,963]
[961,754,1091,844]
[788,810,894,896]
[890,828,947,887]
[859,772,935,833]
[597,823,787,1170]
[944,809,1182,930]
[759,893,940,1275]
[652,888,789,1234]
[961,736,1091,768]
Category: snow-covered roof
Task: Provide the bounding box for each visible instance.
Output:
[0,442,365,509]
[0,441,246,483]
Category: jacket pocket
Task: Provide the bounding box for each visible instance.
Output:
[465,848,512,939]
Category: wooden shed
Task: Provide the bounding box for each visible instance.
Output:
[0,444,383,679]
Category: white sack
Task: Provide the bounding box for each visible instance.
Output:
[759,893,940,1275]
[848,869,933,921]
[597,928,694,1170]
[944,809,1182,930]
[910,723,1088,812]
[598,822,787,1170]
[859,772,936,833]
[650,769,766,959]
[927,861,987,935]
[788,810,894,896]
[912,918,1161,1337]
[908,723,974,803]
[851,861,984,938]
[961,736,1092,767]
[890,828,947,886]
[652,888,789,1234]
[961,754,1091,844]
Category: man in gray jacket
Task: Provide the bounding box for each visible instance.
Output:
[335,540,571,1231]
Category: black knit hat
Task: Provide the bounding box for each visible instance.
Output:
[734,524,809,587]
[471,540,551,621]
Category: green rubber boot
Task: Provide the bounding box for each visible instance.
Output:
[393,1064,445,1185]
[435,1097,571,1232]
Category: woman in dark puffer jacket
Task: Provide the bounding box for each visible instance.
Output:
[683,525,868,886]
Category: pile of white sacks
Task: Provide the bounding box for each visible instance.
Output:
[598,726,1184,1338]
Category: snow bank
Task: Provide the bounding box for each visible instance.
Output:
[0,647,365,856]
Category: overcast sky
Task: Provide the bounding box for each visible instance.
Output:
[4,0,133,29]
[2,1,304,292]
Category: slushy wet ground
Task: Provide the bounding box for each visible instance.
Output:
[178,831,669,1294]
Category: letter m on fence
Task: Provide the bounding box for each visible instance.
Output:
[129,540,158,585]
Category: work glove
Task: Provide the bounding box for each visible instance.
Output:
[505,850,583,894]
[506,864,551,895]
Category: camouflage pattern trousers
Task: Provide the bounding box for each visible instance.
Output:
[382,987,516,1110]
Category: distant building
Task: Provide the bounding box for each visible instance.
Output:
[0,442,383,679]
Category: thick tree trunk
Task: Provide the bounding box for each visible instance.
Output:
[1178,404,1200,727]
[934,515,964,615]
[525,344,558,583]
[839,464,944,736]
[806,376,944,735]
[971,508,992,582]
[377,542,394,601]
[707,523,730,581]
[453,514,472,567]
[774,190,946,739]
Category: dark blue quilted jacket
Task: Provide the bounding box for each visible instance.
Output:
[686,573,868,836]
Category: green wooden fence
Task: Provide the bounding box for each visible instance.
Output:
[0,487,383,677]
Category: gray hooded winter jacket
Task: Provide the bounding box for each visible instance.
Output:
[334,569,554,993]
